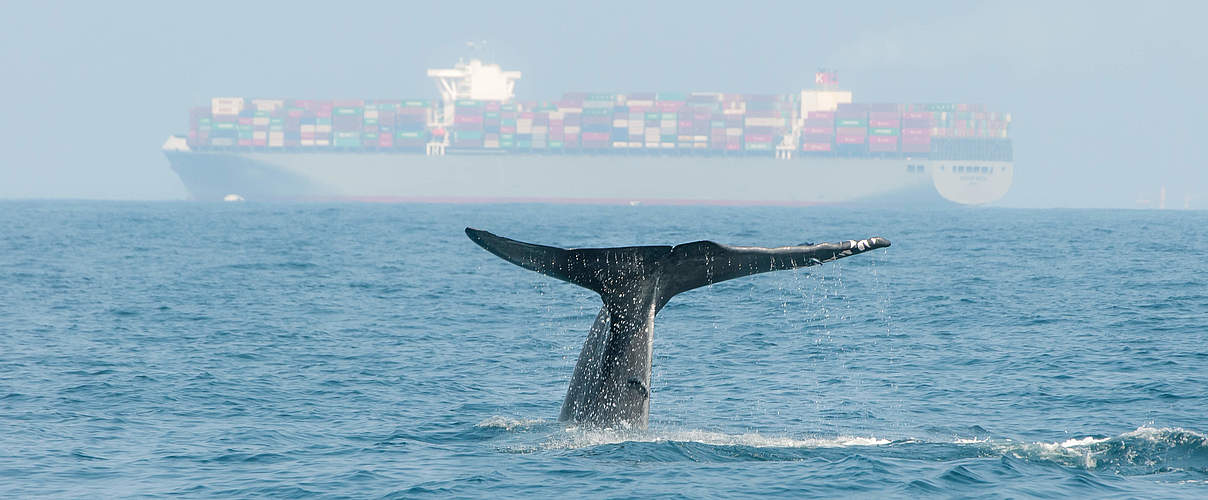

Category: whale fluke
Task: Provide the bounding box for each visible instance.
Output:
[466,227,890,428]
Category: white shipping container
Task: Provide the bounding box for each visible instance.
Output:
[612,119,628,128]
[564,126,581,134]
[532,125,548,133]
[745,117,786,127]
[660,120,676,129]
[694,135,708,141]
[211,97,245,116]
[251,99,284,112]
[301,139,315,146]
[549,112,563,119]
[612,142,628,148]
[726,128,743,136]
[517,124,532,134]
[252,117,270,126]
[316,140,330,146]
[211,138,235,146]
[269,131,284,140]
[268,139,284,147]
[484,140,500,148]
[252,131,267,140]
[301,125,316,133]
[517,118,533,128]
[364,110,379,120]
[626,100,654,107]
[316,125,332,133]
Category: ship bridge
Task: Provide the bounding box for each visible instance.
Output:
[428,59,521,127]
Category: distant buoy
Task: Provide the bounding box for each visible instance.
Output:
[628,200,641,206]
[223,194,245,202]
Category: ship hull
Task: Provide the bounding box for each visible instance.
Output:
[165,150,1013,206]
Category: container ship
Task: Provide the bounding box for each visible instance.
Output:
[163,60,1013,205]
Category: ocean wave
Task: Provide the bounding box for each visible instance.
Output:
[482,419,1208,475]
[987,426,1208,474]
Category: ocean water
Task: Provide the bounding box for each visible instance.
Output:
[1,201,1206,498]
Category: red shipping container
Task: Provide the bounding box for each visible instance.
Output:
[901,136,931,144]
[801,127,833,135]
[801,133,833,143]
[869,135,897,145]
[836,127,867,136]
[582,132,610,141]
[869,119,899,128]
[902,128,930,137]
[869,111,900,121]
[745,134,773,142]
[801,142,832,152]
[836,135,866,144]
[807,111,835,120]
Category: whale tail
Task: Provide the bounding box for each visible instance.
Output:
[465,227,889,304]
[466,227,890,428]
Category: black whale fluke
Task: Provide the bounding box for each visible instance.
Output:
[465,227,889,429]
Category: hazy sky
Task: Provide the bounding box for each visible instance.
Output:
[1,1,1204,208]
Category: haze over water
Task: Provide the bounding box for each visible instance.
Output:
[2,202,1205,497]
[2,1,1206,207]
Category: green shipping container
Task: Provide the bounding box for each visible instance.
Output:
[396,131,424,139]
[402,100,429,108]
[549,141,563,148]
[334,107,360,116]
[870,128,899,136]
[836,119,866,127]
[455,100,481,107]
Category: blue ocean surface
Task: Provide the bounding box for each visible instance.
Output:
[1,201,1206,498]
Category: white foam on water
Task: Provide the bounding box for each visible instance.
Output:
[540,427,891,451]
[475,416,551,431]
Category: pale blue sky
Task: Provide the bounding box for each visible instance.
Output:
[1,1,1204,207]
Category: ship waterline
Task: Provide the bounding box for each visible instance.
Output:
[164,148,1013,205]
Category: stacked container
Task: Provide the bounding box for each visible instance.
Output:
[453,100,484,148]
[186,94,1007,158]
[800,110,834,152]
